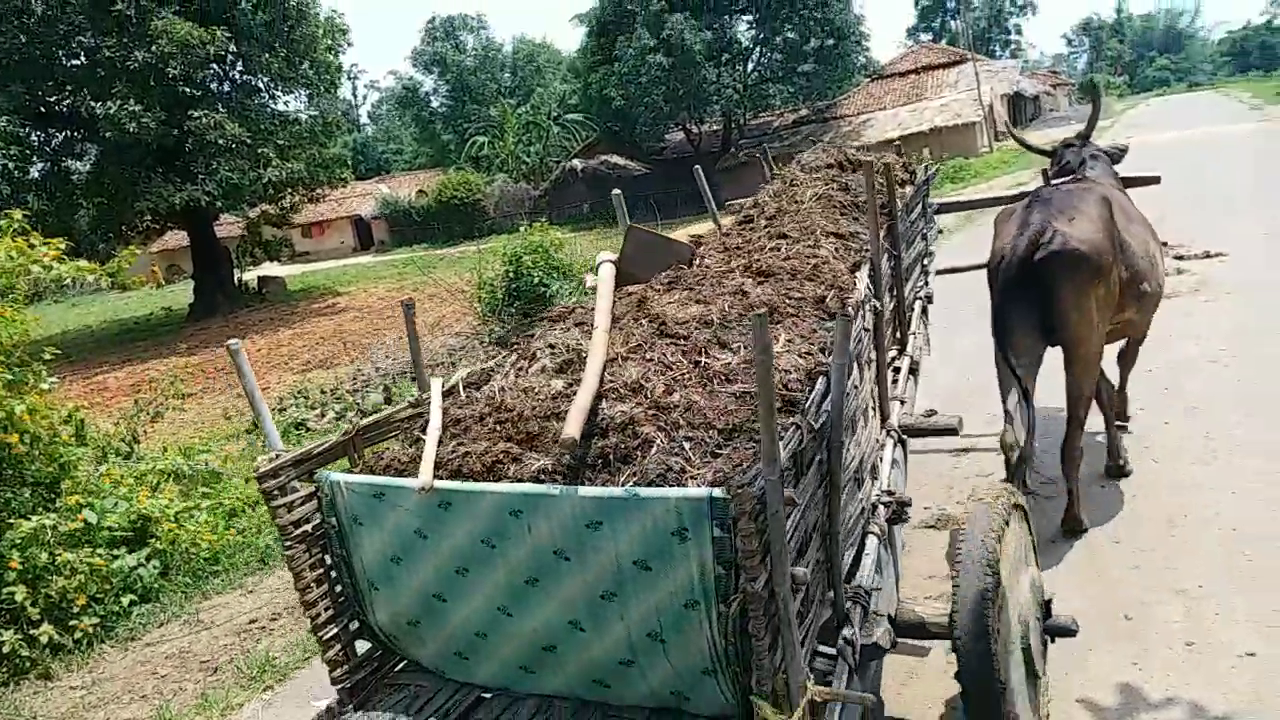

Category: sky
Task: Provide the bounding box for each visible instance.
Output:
[323,0,1268,85]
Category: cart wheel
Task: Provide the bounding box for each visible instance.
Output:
[950,481,1050,720]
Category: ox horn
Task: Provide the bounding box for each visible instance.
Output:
[1005,122,1054,158]
[1076,80,1103,141]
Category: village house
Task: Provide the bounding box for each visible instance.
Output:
[137,169,441,281]
[546,44,1073,223]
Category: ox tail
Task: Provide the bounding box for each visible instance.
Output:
[990,223,1050,486]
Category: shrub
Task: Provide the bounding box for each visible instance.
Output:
[474,222,583,336]
[428,169,491,240]
[0,211,139,302]
[0,306,87,526]
[379,169,494,248]
[0,443,277,682]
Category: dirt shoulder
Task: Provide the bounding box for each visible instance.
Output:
[1,570,309,720]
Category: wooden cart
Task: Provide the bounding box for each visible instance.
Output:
[236,154,1079,720]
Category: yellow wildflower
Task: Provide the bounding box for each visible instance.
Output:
[6,560,18,570]
[74,594,87,607]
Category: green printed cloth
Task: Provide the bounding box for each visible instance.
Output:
[318,471,740,717]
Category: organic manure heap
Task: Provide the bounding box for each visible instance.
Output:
[369,146,910,487]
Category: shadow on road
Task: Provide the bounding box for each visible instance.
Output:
[1076,682,1245,719]
[1024,406,1128,570]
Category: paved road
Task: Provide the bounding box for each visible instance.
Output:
[883,91,1280,718]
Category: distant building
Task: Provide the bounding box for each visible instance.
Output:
[545,43,1071,225]
[138,169,442,280]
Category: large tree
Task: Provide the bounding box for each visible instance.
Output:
[577,0,875,158]
[906,0,1039,59]
[363,14,588,184]
[0,1,352,320]
[1063,2,1218,93]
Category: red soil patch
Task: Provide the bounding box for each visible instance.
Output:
[56,283,475,435]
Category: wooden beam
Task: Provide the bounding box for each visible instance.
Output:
[900,412,964,438]
[935,260,987,276]
[933,173,1162,216]
[894,595,951,642]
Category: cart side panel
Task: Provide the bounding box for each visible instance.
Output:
[317,472,741,718]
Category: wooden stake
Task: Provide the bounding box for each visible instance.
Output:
[827,316,852,630]
[610,188,630,230]
[751,312,806,712]
[417,376,443,493]
[759,153,773,184]
[225,338,284,453]
[881,163,909,349]
[692,165,722,229]
[862,160,892,427]
[761,144,777,173]
[560,252,619,452]
[400,297,429,394]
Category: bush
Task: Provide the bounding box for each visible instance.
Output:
[474,222,583,336]
[379,169,493,248]
[429,169,491,239]
[0,442,276,681]
[0,211,139,302]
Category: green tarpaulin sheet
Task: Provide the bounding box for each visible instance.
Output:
[318,471,741,717]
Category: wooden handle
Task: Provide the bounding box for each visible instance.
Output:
[560,252,618,453]
[417,376,443,493]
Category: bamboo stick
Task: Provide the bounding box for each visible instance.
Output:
[416,376,443,493]
[560,252,619,452]
[751,311,806,712]
[827,316,852,630]
[862,160,891,427]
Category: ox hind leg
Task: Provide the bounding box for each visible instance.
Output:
[995,304,1047,494]
[1114,333,1148,427]
[1095,369,1133,478]
[1061,339,1106,538]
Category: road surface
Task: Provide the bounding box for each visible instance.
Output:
[883,90,1280,718]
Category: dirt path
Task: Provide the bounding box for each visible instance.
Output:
[882,90,1280,717]
[4,570,308,720]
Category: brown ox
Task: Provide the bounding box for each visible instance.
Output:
[989,84,1165,537]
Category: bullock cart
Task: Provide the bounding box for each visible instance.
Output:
[232,147,1079,720]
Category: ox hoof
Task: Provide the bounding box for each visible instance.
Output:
[1105,459,1134,479]
[1061,512,1090,538]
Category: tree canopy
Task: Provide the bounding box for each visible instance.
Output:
[0,0,353,319]
[906,0,1040,59]
[577,0,875,158]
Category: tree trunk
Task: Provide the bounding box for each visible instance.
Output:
[183,206,242,322]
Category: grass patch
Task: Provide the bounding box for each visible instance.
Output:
[151,634,319,720]
[29,225,621,363]
[1221,75,1280,105]
[933,144,1038,196]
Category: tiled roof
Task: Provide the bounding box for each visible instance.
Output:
[145,169,443,254]
[148,216,246,253]
[1030,70,1075,88]
[879,43,984,76]
[832,63,973,117]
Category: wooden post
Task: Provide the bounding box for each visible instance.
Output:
[759,153,773,184]
[750,312,806,711]
[610,188,630,230]
[827,316,852,630]
[862,161,892,426]
[400,297,429,394]
[225,338,284,453]
[881,163,909,350]
[761,144,777,173]
[1041,167,1052,185]
[692,165,722,229]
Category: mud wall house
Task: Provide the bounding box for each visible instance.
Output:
[139,170,441,277]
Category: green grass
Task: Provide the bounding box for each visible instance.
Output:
[151,634,319,720]
[29,225,621,363]
[1221,75,1280,105]
[933,144,1038,196]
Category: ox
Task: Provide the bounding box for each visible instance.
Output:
[989,84,1165,537]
